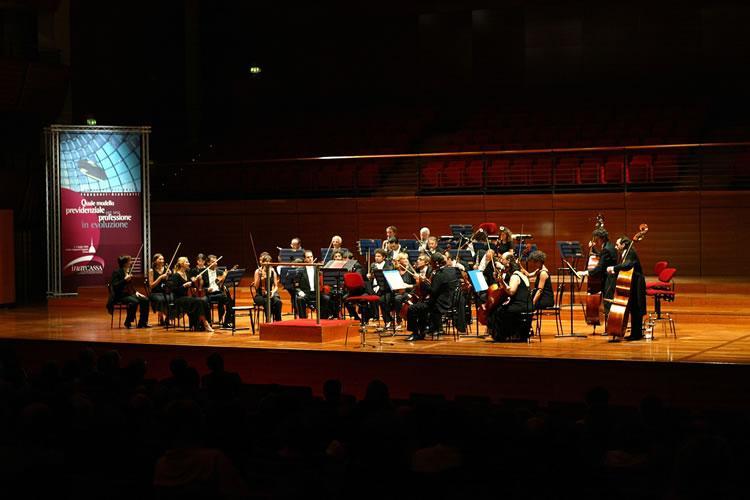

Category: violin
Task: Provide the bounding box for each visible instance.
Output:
[605,224,648,338]
[188,256,224,298]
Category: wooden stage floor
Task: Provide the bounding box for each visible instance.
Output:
[1,276,749,365]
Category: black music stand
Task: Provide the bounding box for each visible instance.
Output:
[372,269,399,336]
[357,239,382,258]
[556,241,586,338]
[222,268,250,334]
[278,249,304,262]
[322,260,349,318]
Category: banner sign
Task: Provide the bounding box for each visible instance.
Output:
[47,127,150,295]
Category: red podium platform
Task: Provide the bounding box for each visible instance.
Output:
[259,319,355,343]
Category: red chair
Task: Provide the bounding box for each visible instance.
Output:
[421,161,442,189]
[627,155,653,183]
[486,158,510,187]
[442,160,464,188]
[343,272,381,347]
[651,261,669,280]
[646,267,677,338]
[464,159,484,187]
[646,266,676,291]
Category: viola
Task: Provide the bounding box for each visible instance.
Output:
[605,224,649,338]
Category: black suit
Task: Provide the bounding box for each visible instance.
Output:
[590,241,618,314]
[296,267,332,319]
[109,268,149,327]
[407,266,458,336]
[613,247,647,338]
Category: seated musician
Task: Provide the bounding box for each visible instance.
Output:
[418,227,431,252]
[496,226,513,254]
[148,253,171,326]
[205,254,234,327]
[109,254,150,329]
[253,252,282,321]
[382,225,398,249]
[290,237,303,251]
[331,235,343,251]
[169,257,213,332]
[405,253,455,341]
[389,252,415,330]
[607,236,647,341]
[385,237,401,262]
[295,250,332,319]
[443,250,466,275]
[487,253,532,342]
[367,248,393,324]
[424,236,440,258]
[527,251,554,310]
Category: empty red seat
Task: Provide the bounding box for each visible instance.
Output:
[555,158,580,184]
[442,160,464,187]
[357,164,379,189]
[421,161,442,188]
[506,159,532,185]
[602,157,624,184]
[464,160,484,187]
[531,158,553,185]
[487,158,510,186]
[579,159,602,184]
[628,154,653,183]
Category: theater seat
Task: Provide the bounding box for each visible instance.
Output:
[464,160,484,187]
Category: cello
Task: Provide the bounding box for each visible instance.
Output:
[605,224,649,339]
[476,254,509,325]
[584,214,605,328]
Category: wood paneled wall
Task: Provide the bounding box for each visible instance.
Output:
[0,210,15,304]
[151,191,749,277]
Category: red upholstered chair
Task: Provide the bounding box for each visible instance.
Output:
[442,160,464,188]
[531,158,553,185]
[421,161,442,189]
[647,266,676,291]
[464,159,484,187]
[627,155,653,183]
[579,159,603,184]
[478,222,498,235]
[652,261,669,280]
[646,267,677,338]
[487,158,510,187]
[343,272,381,347]
[555,158,580,184]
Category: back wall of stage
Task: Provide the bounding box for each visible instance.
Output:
[151,190,748,277]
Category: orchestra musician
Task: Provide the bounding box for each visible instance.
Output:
[382,225,398,249]
[417,227,431,252]
[205,254,233,327]
[253,252,282,321]
[148,253,171,326]
[424,236,440,258]
[607,236,647,341]
[367,248,393,323]
[405,253,454,341]
[385,237,401,262]
[331,235,343,250]
[527,250,554,310]
[109,254,150,329]
[295,250,333,319]
[496,226,513,254]
[389,252,415,330]
[582,227,618,316]
[290,237,303,251]
[169,256,213,332]
[487,253,532,342]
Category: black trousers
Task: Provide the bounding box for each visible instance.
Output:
[207,291,232,323]
[296,292,331,319]
[121,294,149,326]
[254,293,282,321]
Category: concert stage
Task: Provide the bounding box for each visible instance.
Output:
[2,277,749,411]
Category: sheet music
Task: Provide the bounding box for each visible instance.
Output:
[382,270,413,291]
[467,270,489,292]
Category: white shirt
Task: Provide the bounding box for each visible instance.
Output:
[206,268,219,292]
[306,266,315,292]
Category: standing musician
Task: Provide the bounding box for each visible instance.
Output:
[405,253,454,341]
[169,257,213,332]
[148,253,171,326]
[205,254,233,327]
[109,255,150,329]
[253,252,282,321]
[527,251,554,310]
[487,253,532,341]
[582,227,618,316]
[382,225,398,249]
[295,250,332,319]
[417,227,431,252]
[607,236,647,341]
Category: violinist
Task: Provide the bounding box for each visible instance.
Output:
[295,250,332,319]
[496,226,513,254]
[389,252,415,330]
[405,253,454,341]
[424,236,440,258]
[415,253,433,278]
[148,253,171,326]
[417,227,431,252]
[205,254,233,327]
[527,251,554,310]
[168,256,213,332]
[386,237,401,262]
[488,253,532,342]
[253,252,282,321]
[581,228,618,315]
[331,235,343,251]
[110,254,150,329]
[443,250,466,276]
[189,253,208,286]
[607,236,647,341]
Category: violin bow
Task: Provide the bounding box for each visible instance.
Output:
[165,242,182,271]
[249,231,261,270]
[129,243,144,276]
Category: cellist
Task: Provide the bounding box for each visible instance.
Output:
[607,236,647,341]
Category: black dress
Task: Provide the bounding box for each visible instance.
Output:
[254,269,282,321]
[169,272,210,328]
[533,269,555,310]
[149,267,172,315]
[489,271,532,341]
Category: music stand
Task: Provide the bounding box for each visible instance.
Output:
[322,260,349,318]
[357,239,382,257]
[222,268,248,334]
[556,241,586,338]
[372,268,401,336]
[278,249,304,263]
[467,270,488,336]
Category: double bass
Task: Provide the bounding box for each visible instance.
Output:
[584,214,605,328]
[605,224,649,339]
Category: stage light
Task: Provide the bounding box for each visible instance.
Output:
[86,118,97,125]
[249,66,262,74]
